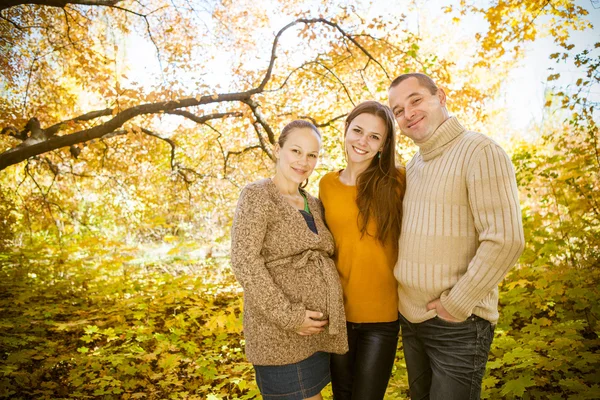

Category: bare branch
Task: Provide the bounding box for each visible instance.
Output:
[267,60,316,92]
[224,145,261,174]
[250,121,273,161]
[301,18,391,81]
[1,1,124,12]
[139,127,176,170]
[243,98,276,145]
[252,17,390,93]
[62,7,75,48]
[0,14,23,29]
[45,108,113,136]
[22,57,36,116]
[165,110,242,125]
[314,60,355,106]
[104,4,165,65]
[100,129,127,139]
[0,91,253,170]
[176,166,209,185]
[299,113,347,128]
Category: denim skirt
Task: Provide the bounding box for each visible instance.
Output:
[254,352,331,399]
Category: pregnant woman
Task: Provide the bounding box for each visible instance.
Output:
[231,120,348,400]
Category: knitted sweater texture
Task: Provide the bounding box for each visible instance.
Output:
[319,172,399,323]
[230,178,348,365]
[395,117,525,324]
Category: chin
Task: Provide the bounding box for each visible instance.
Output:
[294,175,308,184]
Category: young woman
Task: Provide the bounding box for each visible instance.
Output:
[230,120,348,400]
[319,101,406,399]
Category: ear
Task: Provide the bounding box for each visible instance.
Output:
[273,143,280,159]
[437,88,447,107]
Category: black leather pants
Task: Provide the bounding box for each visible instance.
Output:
[330,319,400,400]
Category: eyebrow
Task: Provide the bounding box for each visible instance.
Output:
[392,92,422,112]
[290,144,319,152]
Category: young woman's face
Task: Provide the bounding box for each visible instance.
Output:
[274,127,321,185]
[344,113,387,166]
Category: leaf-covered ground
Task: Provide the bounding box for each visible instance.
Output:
[1,230,598,399]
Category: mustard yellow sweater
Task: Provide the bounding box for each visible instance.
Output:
[319,172,400,323]
[396,117,525,324]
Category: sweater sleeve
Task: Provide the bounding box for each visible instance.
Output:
[230,185,306,331]
[440,143,525,320]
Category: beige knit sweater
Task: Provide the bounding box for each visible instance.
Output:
[395,117,525,324]
[230,178,348,366]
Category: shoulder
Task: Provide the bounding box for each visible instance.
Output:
[460,131,514,177]
[242,178,273,195]
[461,130,506,152]
[462,130,511,159]
[319,171,338,188]
[318,171,340,199]
[244,178,271,191]
[238,179,275,206]
[406,154,419,170]
[458,130,509,163]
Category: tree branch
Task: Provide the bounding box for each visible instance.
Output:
[1,0,123,12]
[1,16,389,171]
[249,121,273,161]
[165,110,242,125]
[252,17,390,93]
[0,91,252,170]
[45,108,114,136]
[299,113,347,128]
[314,60,355,106]
[140,127,176,170]
[224,145,261,175]
[301,18,391,81]
[0,14,23,29]
[243,98,276,146]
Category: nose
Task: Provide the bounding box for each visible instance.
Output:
[358,134,368,146]
[405,106,416,120]
[299,155,309,166]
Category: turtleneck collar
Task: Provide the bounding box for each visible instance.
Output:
[415,116,465,161]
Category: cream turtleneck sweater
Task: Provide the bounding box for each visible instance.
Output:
[395,117,525,324]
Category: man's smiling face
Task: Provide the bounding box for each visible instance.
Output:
[388,77,449,143]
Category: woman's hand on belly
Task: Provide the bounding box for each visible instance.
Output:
[295,310,328,336]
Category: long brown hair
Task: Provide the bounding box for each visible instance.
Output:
[345,101,406,244]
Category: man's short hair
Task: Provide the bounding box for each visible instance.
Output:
[389,73,438,95]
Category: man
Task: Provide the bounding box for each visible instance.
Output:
[388,73,525,399]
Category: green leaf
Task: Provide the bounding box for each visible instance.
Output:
[501,375,536,397]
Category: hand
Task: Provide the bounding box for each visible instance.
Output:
[296,310,328,336]
[426,298,461,322]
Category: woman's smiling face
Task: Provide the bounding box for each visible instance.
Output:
[274,127,321,185]
[344,112,387,167]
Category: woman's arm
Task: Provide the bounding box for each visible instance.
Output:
[230,185,306,331]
